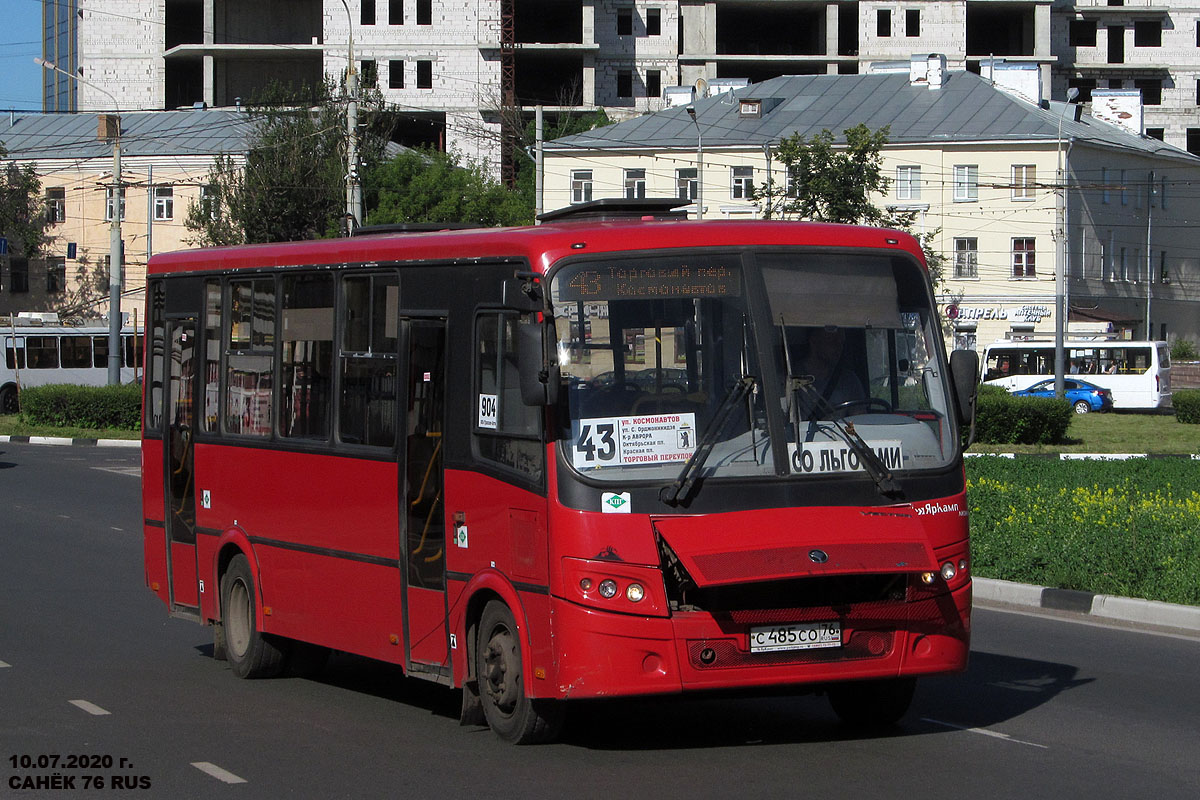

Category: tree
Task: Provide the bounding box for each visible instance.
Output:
[0,144,50,260]
[755,124,945,287]
[366,147,531,228]
[186,81,392,246]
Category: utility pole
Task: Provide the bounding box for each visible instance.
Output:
[35,57,122,384]
[339,0,362,232]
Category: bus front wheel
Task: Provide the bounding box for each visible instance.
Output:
[477,600,564,744]
[828,678,916,729]
[220,554,287,679]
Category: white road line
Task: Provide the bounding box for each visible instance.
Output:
[921,718,1048,749]
[0,660,11,668]
[69,699,112,716]
[191,762,247,784]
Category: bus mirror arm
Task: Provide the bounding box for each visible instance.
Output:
[949,349,980,432]
[503,274,543,312]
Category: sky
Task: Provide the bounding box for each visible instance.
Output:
[0,0,45,111]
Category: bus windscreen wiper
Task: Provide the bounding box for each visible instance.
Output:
[779,317,902,499]
[659,376,756,506]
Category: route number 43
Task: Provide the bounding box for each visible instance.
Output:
[577,423,617,463]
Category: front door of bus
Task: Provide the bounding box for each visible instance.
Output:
[164,317,199,612]
[402,319,449,674]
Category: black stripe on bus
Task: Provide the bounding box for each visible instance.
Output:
[446,571,549,596]
[144,518,166,528]
[247,535,400,569]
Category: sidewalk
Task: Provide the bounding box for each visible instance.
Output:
[974,577,1200,634]
[0,434,139,448]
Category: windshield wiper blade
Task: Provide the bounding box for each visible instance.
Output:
[660,376,756,506]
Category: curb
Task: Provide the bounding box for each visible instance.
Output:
[966,452,1200,460]
[0,435,139,448]
[974,577,1200,633]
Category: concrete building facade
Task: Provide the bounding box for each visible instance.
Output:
[46,1,1200,162]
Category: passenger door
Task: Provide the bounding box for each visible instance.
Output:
[164,317,200,612]
[402,318,449,677]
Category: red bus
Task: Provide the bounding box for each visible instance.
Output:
[141,201,979,743]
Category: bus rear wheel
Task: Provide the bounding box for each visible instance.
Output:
[0,385,17,414]
[477,600,564,744]
[220,554,287,679]
[828,678,916,729]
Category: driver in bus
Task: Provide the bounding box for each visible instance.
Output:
[795,326,866,415]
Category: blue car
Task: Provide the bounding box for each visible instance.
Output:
[1011,378,1113,414]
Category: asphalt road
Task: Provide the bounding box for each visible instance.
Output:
[1,442,1197,799]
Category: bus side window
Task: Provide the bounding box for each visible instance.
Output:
[339,273,398,447]
[225,277,275,437]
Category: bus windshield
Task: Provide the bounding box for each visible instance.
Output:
[550,250,956,484]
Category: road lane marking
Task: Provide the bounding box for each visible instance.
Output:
[192,762,247,784]
[92,466,141,477]
[69,700,111,716]
[921,718,1048,749]
[0,660,10,668]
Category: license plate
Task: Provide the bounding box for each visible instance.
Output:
[749,621,842,653]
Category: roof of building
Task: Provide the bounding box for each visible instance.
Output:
[0,109,257,161]
[547,71,1198,164]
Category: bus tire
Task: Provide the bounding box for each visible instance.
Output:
[828,678,916,729]
[477,600,564,744]
[220,554,287,679]
[0,384,17,414]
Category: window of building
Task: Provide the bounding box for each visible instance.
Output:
[361,0,375,25]
[1101,166,1110,203]
[1120,169,1128,205]
[153,186,174,220]
[953,238,978,279]
[1134,78,1161,105]
[953,165,978,202]
[1188,128,1200,156]
[785,167,801,198]
[906,9,920,37]
[46,257,66,293]
[1012,238,1036,278]
[896,165,920,200]
[617,69,633,98]
[571,170,593,203]
[280,273,334,440]
[1160,174,1168,209]
[105,187,126,221]
[389,60,404,89]
[877,9,891,37]
[677,168,698,200]
[731,166,754,199]
[618,8,633,36]
[417,60,432,89]
[1134,20,1161,47]
[1070,20,1097,47]
[389,0,403,25]
[1069,78,1096,102]
[200,184,217,219]
[1146,127,1164,141]
[46,187,65,223]
[417,0,431,25]
[1119,246,1128,281]
[225,277,276,436]
[360,60,378,89]
[1108,25,1125,64]
[647,8,661,36]
[624,168,646,199]
[1012,165,1036,201]
[339,273,398,447]
[646,69,661,98]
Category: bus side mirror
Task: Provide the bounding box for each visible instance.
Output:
[517,319,560,407]
[949,349,979,426]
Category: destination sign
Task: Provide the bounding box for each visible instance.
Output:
[558,263,741,300]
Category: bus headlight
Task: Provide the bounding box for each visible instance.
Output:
[598,579,618,599]
[626,583,645,603]
[940,561,957,581]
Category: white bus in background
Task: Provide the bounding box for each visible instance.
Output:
[981,339,1172,410]
[1,321,142,413]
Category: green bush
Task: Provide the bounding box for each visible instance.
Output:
[1169,338,1197,361]
[968,456,1200,606]
[19,383,142,430]
[972,384,1072,445]
[1175,389,1200,425]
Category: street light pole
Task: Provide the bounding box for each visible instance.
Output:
[35,57,123,385]
[339,0,362,233]
[1054,88,1079,399]
[686,104,703,219]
